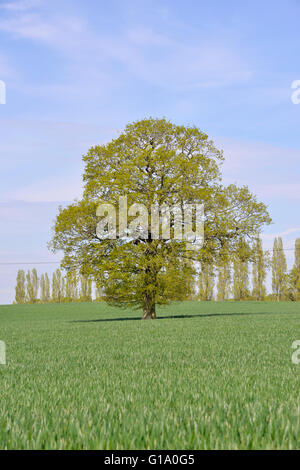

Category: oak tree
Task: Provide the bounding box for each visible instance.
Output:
[50,118,271,318]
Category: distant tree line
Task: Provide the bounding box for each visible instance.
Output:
[14,237,300,304]
[14,268,103,304]
[197,237,300,301]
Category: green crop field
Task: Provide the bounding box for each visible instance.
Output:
[0,301,300,449]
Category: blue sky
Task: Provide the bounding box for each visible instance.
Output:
[0,0,300,303]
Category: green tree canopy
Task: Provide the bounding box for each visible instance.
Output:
[50,118,271,318]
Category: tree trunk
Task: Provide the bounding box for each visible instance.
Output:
[142,297,156,319]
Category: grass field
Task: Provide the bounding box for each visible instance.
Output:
[0,301,300,449]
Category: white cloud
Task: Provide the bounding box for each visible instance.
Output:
[0,0,41,11]
[6,173,83,202]
[0,5,254,91]
[261,227,300,240]
[0,13,84,43]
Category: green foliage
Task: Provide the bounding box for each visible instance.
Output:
[252,237,268,300]
[15,234,300,304]
[79,275,92,302]
[233,239,250,300]
[64,270,78,302]
[198,262,215,300]
[1,301,300,449]
[52,269,64,303]
[50,118,271,317]
[14,268,96,304]
[272,237,288,301]
[95,283,104,301]
[44,273,51,303]
[216,258,231,301]
[40,273,51,303]
[25,269,39,304]
[15,269,26,304]
[288,239,300,301]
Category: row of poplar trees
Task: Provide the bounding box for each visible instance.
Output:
[14,237,300,304]
[199,237,300,301]
[14,268,103,304]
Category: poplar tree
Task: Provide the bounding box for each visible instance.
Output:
[15,269,26,304]
[217,261,231,301]
[44,273,51,303]
[40,272,51,303]
[272,237,287,301]
[233,259,250,300]
[252,237,267,300]
[26,268,39,303]
[40,274,45,303]
[289,238,300,300]
[95,283,104,301]
[80,275,92,302]
[233,240,250,300]
[199,262,215,300]
[50,118,271,318]
[65,270,78,302]
[52,268,64,303]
